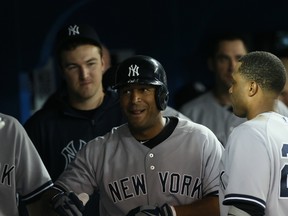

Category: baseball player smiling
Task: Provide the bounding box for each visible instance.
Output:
[48,55,224,216]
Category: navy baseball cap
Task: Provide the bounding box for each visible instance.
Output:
[55,23,102,50]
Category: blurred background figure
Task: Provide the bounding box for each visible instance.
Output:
[179,32,250,146]
[276,48,288,107]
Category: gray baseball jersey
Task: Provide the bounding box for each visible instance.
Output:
[180,91,246,146]
[219,112,288,216]
[0,113,53,216]
[56,117,224,216]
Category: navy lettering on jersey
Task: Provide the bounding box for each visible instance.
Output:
[61,140,87,168]
[159,172,168,192]
[109,181,121,203]
[159,172,202,198]
[109,172,202,203]
[191,177,202,199]
[170,173,180,193]
[109,174,146,203]
[181,175,193,196]
[282,144,288,157]
[0,163,15,186]
[131,175,146,195]
[120,178,133,199]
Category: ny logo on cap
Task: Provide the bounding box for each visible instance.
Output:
[128,64,139,77]
[68,25,80,36]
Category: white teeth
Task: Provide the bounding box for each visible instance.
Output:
[134,110,143,114]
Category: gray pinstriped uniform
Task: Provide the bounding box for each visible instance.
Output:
[56,117,223,216]
[0,113,52,216]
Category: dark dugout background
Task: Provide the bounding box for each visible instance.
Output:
[1,0,288,122]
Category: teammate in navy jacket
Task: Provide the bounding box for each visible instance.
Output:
[24,23,126,216]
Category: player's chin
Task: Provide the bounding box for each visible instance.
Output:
[76,90,95,99]
[127,115,143,125]
[126,114,146,127]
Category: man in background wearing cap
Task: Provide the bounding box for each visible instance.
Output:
[24,23,126,216]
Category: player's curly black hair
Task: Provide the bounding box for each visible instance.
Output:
[238,51,286,93]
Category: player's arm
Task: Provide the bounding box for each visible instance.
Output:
[25,188,62,216]
[227,203,264,216]
[39,186,88,216]
[173,195,220,216]
[127,195,220,216]
[26,195,59,216]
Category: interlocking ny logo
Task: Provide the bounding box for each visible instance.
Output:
[128,64,139,77]
[68,25,80,36]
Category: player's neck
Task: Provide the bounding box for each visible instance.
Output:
[131,116,166,141]
[247,97,276,120]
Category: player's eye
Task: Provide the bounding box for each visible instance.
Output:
[65,64,78,71]
[140,88,149,92]
[120,88,131,95]
[87,61,97,68]
[216,55,230,63]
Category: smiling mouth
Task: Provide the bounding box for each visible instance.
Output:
[129,107,145,115]
[131,110,143,115]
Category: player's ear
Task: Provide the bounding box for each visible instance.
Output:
[248,81,258,97]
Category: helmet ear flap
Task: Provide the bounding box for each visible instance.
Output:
[156,85,169,110]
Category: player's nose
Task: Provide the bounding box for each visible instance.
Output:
[130,90,141,103]
[79,66,90,79]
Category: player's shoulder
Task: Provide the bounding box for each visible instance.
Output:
[0,112,16,121]
[0,113,19,126]
[85,123,128,151]
[226,113,282,150]
[252,112,288,131]
[91,122,128,140]
[0,113,26,135]
[107,123,129,139]
[238,112,283,128]
[230,112,279,139]
[162,106,191,121]
[177,117,218,137]
[176,117,223,150]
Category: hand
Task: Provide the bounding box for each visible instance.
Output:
[51,191,85,216]
[127,203,173,216]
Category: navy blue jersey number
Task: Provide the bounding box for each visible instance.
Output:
[281,144,288,197]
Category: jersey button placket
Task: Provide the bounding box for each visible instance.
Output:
[149,153,154,170]
[146,152,156,171]
[145,151,156,201]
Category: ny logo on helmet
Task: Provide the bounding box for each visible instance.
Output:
[68,25,80,36]
[128,64,139,77]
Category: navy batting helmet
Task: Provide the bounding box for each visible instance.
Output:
[114,55,169,110]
